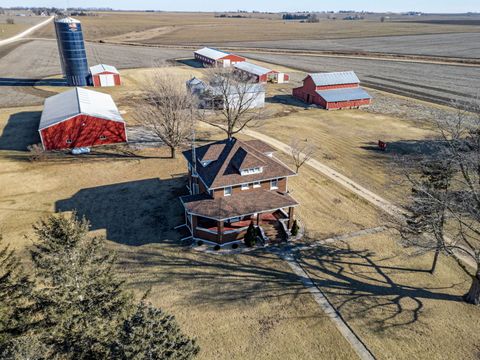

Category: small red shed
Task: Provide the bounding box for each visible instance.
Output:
[39,88,127,150]
[90,64,121,87]
[292,71,372,110]
[194,47,246,68]
[233,61,289,84]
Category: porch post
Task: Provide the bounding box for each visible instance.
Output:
[288,207,295,229]
[256,213,261,226]
[217,220,224,243]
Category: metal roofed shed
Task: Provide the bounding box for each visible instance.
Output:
[234,62,289,84]
[90,64,121,87]
[39,88,127,150]
[309,71,360,87]
[194,47,246,68]
[316,87,372,103]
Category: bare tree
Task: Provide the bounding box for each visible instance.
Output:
[290,138,316,173]
[400,98,480,304]
[136,71,196,158]
[199,68,266,139]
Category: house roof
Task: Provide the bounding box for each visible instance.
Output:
[183,138,295,189]
[194,47,230,60]
[234,62,274,76]
[316,87,372,102]
[309,71,360,86]
[180,189,298,220]
[198,144,226,162]
[90,64,119,75]
[244,139,276,154]
[39,87,124,130]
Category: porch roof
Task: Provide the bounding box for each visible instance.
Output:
[180,190,298,221]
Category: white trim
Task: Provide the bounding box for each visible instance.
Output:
[253,181,261,188]
[241,183,250,190]
[270,178,279,190]
[183,204,298,222]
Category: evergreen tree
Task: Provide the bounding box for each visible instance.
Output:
[291,220,300,237]
[0,235,33,350]
[30,213,132,359]
[112,301,199,360]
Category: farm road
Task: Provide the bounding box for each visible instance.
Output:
[0,16,53,47]
[243,129,476,270]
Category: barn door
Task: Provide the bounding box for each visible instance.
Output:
[100,74,115,87]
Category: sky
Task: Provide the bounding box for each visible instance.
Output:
[1,0,479,13]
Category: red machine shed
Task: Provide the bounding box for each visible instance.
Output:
[90,64,121,87]
[39,88,127,150]
[233,61,289,84]
[293,71,371,110]
[194,47,246,67]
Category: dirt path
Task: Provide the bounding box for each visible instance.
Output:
[244,129,476,269]
[0,16,53,47]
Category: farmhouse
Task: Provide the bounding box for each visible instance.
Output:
[293,71,372,110]
[89,64,121,87]
[181,138,298,245]
[39,87,127,150]
[194,47,246,67]
[233,62,289,84]
[186,77,265,109]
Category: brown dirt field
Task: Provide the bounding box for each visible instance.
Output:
[300,231,480,360]
[0,15,44,39]
[33,12,480,44]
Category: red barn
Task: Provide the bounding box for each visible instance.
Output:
[233,62,289,84]
[292,71,372,110]
[90,64,121,87]
[39,88,127,150]
[194,47,246,68]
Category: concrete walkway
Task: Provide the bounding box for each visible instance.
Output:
[0,16,53,47]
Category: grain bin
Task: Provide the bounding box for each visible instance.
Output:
[54,17,89,86]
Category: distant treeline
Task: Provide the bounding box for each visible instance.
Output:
[282,13,310,20]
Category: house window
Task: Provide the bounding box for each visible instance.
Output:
[253,181,261,188]
[241,183,249,190]
[100,135,107,140]
[224,186,232,196]
[66,139,72,144]
[270,178,279,190]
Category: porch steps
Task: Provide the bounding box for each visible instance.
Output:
[261,220,286,243]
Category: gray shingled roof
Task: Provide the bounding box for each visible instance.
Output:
[234,62,273,76]
[309,71,360,86]
[316,87,372,102]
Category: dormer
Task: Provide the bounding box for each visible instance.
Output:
[197,143,225,167]
[231,147,266,176]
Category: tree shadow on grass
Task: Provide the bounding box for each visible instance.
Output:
[297,241,465,331]
[0,111,41,151]
[55,177,188,246]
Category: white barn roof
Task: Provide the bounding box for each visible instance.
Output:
[90,64,119,75]
[194,47,229,60]
[39,88,124,130]
[54,16,81,24]
[309,71,360,86]
[234,62,273,76]
[316,87,372,102]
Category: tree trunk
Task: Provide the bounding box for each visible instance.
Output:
[170,146,176,159]
[464,262,480,305]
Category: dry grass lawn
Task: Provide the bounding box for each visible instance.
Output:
[0,105,368,359]
[32,12,480,44]
[300,231,480,360]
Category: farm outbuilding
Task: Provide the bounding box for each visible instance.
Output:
[39,87,127,150]
[293,71,372,110]
[90,64,121,87]
[194,47,246,68]
[233,62,289,84]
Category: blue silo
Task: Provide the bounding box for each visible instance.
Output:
[54,17,90,86]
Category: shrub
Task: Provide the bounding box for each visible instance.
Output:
[6,18,14,25]
[197,240,203,246]
[213,245,221,251]
[244,221,257,247]
[231,243,239,249]
[27,143,47,162]
[291,220,300,237]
